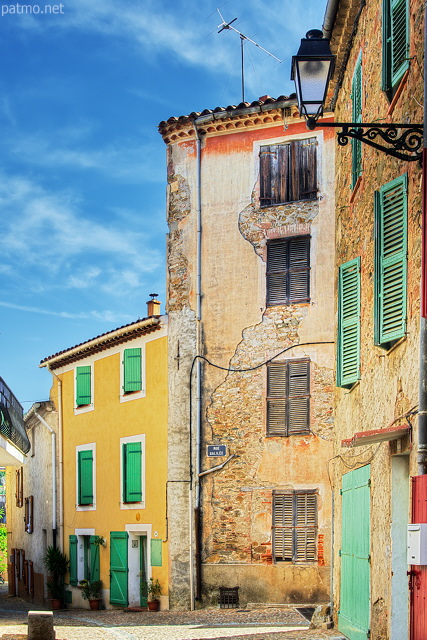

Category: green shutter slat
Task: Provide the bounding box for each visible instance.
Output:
[89,536,100,581]
[69,535,78,586]
[337,258,361,387]
[78,450,93,505]
[123,442,142,503]
[109,532,128,606]
[123,348,142,393]
[150,539,162,567]
[375,175,407,346]
[76,366,91,406]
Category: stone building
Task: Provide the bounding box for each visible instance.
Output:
[6,401,59,605]
[159,96,336,608]
[321,0,424,638]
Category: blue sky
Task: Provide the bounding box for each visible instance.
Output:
[0,0,326,409]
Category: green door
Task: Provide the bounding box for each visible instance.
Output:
[110,532,128,606]
[338,465,371,640]
[140,537,147,607]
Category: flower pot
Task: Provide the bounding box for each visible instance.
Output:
[147,599,159,611]
[50,598,62,610]
[89,598,101,610]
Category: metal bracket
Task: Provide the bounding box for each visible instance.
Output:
[307,119,423,162]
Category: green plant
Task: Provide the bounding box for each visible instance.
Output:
[146,577,162,601]
[0,508,7,578]
[79,579,103,600]
[43,546,69,602]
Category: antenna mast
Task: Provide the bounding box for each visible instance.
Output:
[217,9,282,103]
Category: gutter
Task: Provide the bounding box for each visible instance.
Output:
[322,0,340,39]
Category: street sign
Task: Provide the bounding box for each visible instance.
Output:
[207,445,227,457]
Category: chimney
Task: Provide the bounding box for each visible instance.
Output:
[147,293,161,317]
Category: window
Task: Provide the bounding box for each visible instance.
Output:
[120,435,145,508]
[382,0,409,92]
[24,496,34,534]
[76,366,92,407]
[351,54,362,188]
[337,258,361,387]
[15,467,23,507]
[272,491,317,563]
[267,359,310,436]
[123,348,142,394]
[78,450,94,505]
[374,174,407,347]
[76,444,96,510]
[69,534,100,585]
[260,138,317,206]
[267,236,310,306]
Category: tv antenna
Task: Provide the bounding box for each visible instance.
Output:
[217,8,282,103]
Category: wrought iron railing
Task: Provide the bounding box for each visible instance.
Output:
[0,378,30,455]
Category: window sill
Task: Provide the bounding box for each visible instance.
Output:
[349,175,362,203]
[387,68,410,117]
[74,404,94,415]
[120,389,146,404]
[120,501,145,510]
[376,335,406,355]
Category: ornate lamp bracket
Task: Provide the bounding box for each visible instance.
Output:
[308,120,423,162]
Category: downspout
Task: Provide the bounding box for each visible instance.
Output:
[322,0,340,39]
[33,412,57,546]
[47,366,64,550]
[417,0,427,475]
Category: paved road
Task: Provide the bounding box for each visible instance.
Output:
[0,585,347,640]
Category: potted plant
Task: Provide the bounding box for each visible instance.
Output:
[79,579,103,610]
[43,546,69,609]
[145,577,162,611]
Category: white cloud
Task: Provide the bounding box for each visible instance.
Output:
[0,300,133,323]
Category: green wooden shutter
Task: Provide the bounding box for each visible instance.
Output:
[110,532,128,606]
[89,536,100,581]
[150,539,162,567]
[69,535,78,586]
[337,258,361,387]
[374,174,407,346]
[123,348,142,393]
[76,366,91,406]
[123,442,142,503]
[78,449,93,505]
[351,54,362,188]
[382,0,409,90]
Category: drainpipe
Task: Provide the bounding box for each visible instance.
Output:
[47,366,64,550]
[322,0,339,39]
[33,411,57,546]
[418,1,427,475]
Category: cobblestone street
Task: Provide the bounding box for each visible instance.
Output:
[0,585,347,640]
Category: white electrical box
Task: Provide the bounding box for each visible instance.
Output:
[407,524,427,565]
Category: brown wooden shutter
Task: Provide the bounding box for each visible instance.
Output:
[272,493,294,561]
[25,496,34,534]
[273,491,317,563]
[287,360,310,435]
[267,237,310,306]
[267,363,287,436]
[295,492,317,562]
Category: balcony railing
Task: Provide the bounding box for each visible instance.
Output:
[0,378,30,455]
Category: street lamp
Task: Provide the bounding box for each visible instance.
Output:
[291,29,423,161]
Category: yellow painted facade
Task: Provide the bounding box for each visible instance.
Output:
[43,318,168,609]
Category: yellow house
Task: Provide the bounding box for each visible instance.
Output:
[40,298,168,609]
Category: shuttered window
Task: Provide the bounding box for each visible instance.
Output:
[337,258,361,388]
[267,360,310,436]
[76,366,92,406]
[260,138,317,206]
[24,496,34,534]
[69,535,78,585]
[374,174,407,347]
[123,442,143,503]
[15,467,23,508]
[382,0,409,91]
[272,491,317,563]
[123,348,142,393]
[351,54,362,188]
[78,449,94,505]
[267,236,310,306]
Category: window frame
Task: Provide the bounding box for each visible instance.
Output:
[272,490,318,563]
[120,434,145,510]
[266,359,311,437]
[259,137,318,207]
[337,257,361,388]
[120,346,146,403]
[76,443,96,511]
[374,174,408,348]
[266,236,311,307]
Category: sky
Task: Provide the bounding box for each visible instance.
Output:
[0,0,327,410]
